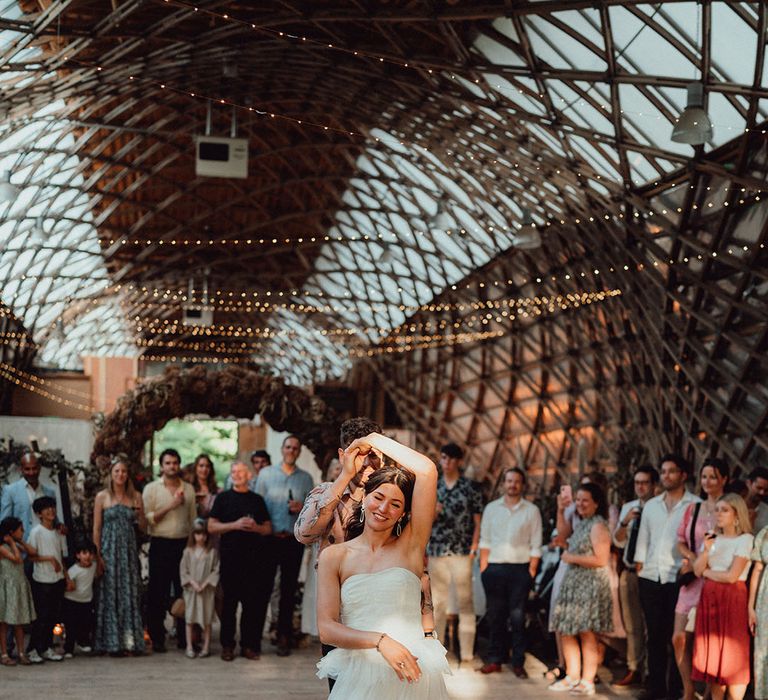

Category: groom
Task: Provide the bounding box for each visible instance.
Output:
[295,417,383,689]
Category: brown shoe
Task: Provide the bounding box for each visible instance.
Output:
[220,647,235,662]
[276,636,291,657]
[479,663,502,674]
[241,648,261,660]
[612,670,642,687]
[512,665,529,679]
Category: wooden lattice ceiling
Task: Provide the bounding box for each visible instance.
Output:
[0,1,767,474]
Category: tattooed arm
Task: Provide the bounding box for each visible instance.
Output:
[420,563,436,635]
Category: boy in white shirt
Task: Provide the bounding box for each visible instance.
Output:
[63,540,99,657]
[27,496,69,663]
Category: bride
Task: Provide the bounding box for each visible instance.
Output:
[316,432,449,699]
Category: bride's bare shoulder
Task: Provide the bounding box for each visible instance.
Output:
[318,540,352,572]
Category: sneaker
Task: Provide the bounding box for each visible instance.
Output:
[42,648,63,662]
[185,649,196,659]
[75,645,92,654]
[570,681,596,696]
[64,652,74,659]
[26,650,44,664]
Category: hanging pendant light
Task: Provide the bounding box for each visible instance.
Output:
[0,170,19,203]
[671,83,713,145]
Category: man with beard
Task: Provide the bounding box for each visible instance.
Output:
[295,417,383,688]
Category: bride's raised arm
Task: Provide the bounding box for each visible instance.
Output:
[350,432,438,550]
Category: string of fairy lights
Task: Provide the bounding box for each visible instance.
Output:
[0,362,95,413]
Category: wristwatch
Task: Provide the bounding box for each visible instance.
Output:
[424,630,437,639]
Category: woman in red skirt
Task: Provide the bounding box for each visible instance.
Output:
[692,493,754,700]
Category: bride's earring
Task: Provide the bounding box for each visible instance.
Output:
[359,507,365,524]
[395,519,402,537]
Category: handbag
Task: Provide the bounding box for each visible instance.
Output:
[676,502,701,587]
[170,597,186,619]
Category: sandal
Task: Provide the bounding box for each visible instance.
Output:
[545,666,567,682]
[549,677,579,692]
[569,681,595,695]
[1,653,17,666]
[17,654,32,666]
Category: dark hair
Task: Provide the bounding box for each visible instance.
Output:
[340,417,382,449]
[576,483,608,519]
[581,471,608,492]
[282,434,301,447]
[187,518,212,549]
[659,453,691,476]
[0,517,22,538]
[726,479,749,498]
[634,465,659,484]
[748,467,768,483]
[345,466,416,541]
[32,496,56,514]
[701,457,729,482]
[250,450,271,463]
[74,539,97,555]
[192,454,218,494]
[440,443,464,460]
[502,467,527,485]
[158,448,181,465]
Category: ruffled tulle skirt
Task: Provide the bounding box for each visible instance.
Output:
[317,637,450,700]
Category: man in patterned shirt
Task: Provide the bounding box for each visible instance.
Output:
[427,443,483,665]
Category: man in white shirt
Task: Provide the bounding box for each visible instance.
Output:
[634,454,699,700]
[478,468,542,677]
[611,465,658,687]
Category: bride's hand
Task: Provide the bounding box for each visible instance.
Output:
[378,635,421,683]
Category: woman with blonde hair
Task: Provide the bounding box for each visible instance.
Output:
[692,493,753,700]
[93,456,147,655]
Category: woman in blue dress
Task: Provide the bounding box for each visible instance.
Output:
[93,457,147,654]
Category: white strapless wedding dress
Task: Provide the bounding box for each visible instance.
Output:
[317,567,450,699]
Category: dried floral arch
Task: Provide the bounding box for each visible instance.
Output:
[90,365,339,471]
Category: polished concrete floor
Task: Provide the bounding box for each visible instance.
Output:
[0,640,626,700]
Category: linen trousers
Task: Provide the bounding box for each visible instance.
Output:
[428,554,476,660]
[618,569,646,674]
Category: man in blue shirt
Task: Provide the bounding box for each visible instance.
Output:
[255,435,313,656]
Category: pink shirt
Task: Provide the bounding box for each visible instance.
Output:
[675,502,716,614]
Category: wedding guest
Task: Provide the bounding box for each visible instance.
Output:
[745,467,768,532]
[478,467,542,677]
[208,461,272,661]
[612,465,658,687]
[28,496,68,662]
[427,443,483,664]
[674,458,728,700]
[251,450,271,477]
[62,539,98,657]
[748,523,768,700]
[634,454,699,700]
[255,435,313,656]
[143,448,196,652]
[0,452,57,542]
[550,483,613,696]
[692,494,753,700]
[0,517,36,666]
[93,458,146,655]
[180,520,219,659]
[191,454,220,518]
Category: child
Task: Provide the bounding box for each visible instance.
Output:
[0,517,36,665]
[27,496,68,663]
[63,539,99,657]
[180,519,219,658]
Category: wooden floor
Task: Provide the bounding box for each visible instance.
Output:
[0,640,628,700]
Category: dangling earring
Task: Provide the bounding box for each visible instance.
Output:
[395,519,402,537]
[359,507,365,524]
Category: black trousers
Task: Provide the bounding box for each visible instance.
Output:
[638,577,681,699]
[147,536,187,648]
[62,599,94,653]
[321,643,337,692]
[220,557,272,652]
[30,579,65,654]
[481,563,531,666]
[270,536,305,638]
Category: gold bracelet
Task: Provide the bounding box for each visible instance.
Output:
[375,633,387,652]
